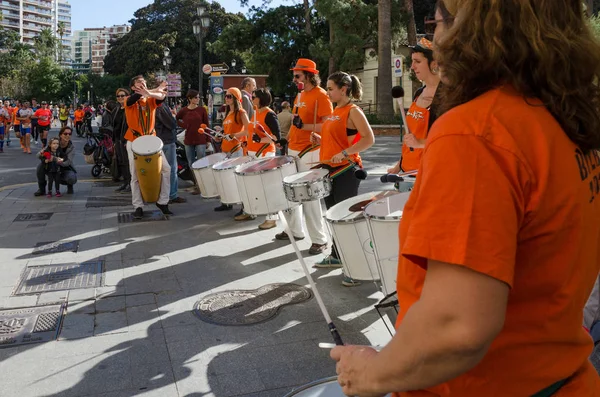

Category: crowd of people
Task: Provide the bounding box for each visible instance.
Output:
[1,0,599,394]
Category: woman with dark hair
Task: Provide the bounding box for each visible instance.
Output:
[332,0,600,395]
[387,37,441,177]
[242,87,282,227]
[310,71,375,284]
[176,89,209,195]
[113,88,131,193]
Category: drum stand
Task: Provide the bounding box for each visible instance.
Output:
[278,210,344,346]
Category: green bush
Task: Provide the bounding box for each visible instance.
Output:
[365,113,403,126]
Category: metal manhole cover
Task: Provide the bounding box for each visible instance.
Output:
[33,241,80,255]
[86,196,131,208]
[14,213,53,222]
[26,223,47,228]
[14,261,104,295]
[118,210,167,223]
[193,283,312,326]
[0,304,65,348]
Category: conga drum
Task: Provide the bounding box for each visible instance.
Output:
[192,153,227,198]
[131,135,163,203]
[364,192,411,296]
[324,191,398,282]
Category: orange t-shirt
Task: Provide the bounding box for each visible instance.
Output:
[395,86,600,396]
[319,103,362,168]
[221,109,247,153]
[74,109,84,122]
[401,101,430,171]
[12,107,20,125]
[124,97,159,142]
[288,86,333,152]
[247,108,275,155]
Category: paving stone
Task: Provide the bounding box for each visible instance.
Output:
[125,293,155,307]
[67,288,96,302]
[0,295,39,309]
[37,290,68,305]
[95,296,126,313]
[94,311,128,336]
[215,368,265,396]
[59,313,95,340]
[125,304,161,331]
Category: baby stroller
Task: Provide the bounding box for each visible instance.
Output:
[83,131,114,178]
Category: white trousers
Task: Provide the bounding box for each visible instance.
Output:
[127,140,171,209]
[281,148,327,244]
[248,150,277,221]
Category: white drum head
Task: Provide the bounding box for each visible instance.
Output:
[285,377,392,396]
[212,156,253,171]
[236,155,295,175]
[325,191,397,223]
[192,153,227,170]
[364,192,411,220]
[283,169,329,185]
[131,135,163,155]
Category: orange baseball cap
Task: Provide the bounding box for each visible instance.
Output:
[290,58,319,75]
[226,87,242,102]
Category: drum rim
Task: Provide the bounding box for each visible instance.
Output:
[364,191,409,220]
[283,376,338,396]
[192,153,227,169]
[234,156,296,175]
[283,169,331,186]
[212,156,254,171]
[131,135,164,156]
[324,191,388,224]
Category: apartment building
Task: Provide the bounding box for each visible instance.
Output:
[0,0,71,62]
[71,25,129,75]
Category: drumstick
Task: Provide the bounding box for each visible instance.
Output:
[278,211,344,346]
[318,342,382,351]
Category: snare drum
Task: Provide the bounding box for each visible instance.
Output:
[396,174,417,192]
[131,135,163,203]
[325,191,398,281]
[234,156,297,216]
[364,192,411,296]
[283,169,331,203]
[212,156,255,204]
[192,153,227,198]
[284,376,391,396]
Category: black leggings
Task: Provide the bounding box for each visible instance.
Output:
[324,167,361,259]
[47,172,60,193]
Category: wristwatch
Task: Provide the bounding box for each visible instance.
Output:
[342,150,349,157]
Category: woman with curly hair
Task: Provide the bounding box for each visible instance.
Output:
[331,1,600,396]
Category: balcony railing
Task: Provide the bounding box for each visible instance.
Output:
[0,2,20,11]
[23,0,52,10]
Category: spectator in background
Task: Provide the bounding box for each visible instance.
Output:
[240,77,256,122]
[32,101,52,148]
[30,98,39,145]
[59,103,69,128]
[113,88,131,193]
[157,103,186,204]
[276,101,293,155]
[34,126,77,196]
[74,105,84,136]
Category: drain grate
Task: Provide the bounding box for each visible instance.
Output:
[26,223,47,228]
[118,210,167,223]
[32,241,80,255]
[14,213,53,222]
[193,283,312,326]
[14,261,104,295]
[86,196,131,208]
[0,304,65,348]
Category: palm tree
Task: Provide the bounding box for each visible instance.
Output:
[377,0,394,120]
[57,21,65,64]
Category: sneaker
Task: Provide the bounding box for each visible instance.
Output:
[308,243,328,255]
[67,185,74,194]
[341,275,361,287]
[133,207,144,219]
[314,255,343,268]
[258,220,277,230]
[275,231,304,241]
[55,191,62,197]
[114,184,127,192]
[121,185,131,193]
[214,203,233,212]
[234,213,255,221]
[156,203,173,215]
[169,197,187,204]
[46,192,52,198]
[34,189,45,197]
[234,209,244,217]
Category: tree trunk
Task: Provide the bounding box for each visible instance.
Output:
[377,0,394,120]
[304,0,311,34]
[405,0,417,46]
[328,20,335,77]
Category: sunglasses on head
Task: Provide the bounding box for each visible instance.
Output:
[225,94,233,99]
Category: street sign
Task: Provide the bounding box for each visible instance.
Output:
[202,64,212,75]
[210,63,229,74]
[167,91,181,98]
[167,74,181,80]
[393,57,403,77]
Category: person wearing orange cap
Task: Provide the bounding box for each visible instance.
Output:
[387,37,441,183]
[274,58,333,256]
[213,87,251,213]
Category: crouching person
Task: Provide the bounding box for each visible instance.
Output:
[35,126,77,196]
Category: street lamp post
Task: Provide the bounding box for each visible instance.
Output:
[163,47,172,105]
[193,6,210,102]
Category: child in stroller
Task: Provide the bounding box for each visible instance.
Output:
[84,129,114,178]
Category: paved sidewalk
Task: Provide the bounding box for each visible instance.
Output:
[0,138,402,397]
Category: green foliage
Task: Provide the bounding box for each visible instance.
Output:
[589,14,600,39]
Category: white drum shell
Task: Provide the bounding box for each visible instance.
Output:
[212,156,254,204]
[364,192,411,296]
[283,169,331,203]
[324,191,393,281]
[235,157,298,216]
[284,377,391,397]
[192,153,227,199]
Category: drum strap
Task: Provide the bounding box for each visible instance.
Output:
[315,162,355,179]
[299,144,320,158]
[255,143,271,157]
[530,378,569,397]
[228,143,242,154]
[137,104,152,136]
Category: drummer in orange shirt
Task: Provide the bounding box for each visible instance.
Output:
[331,1,600,396]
